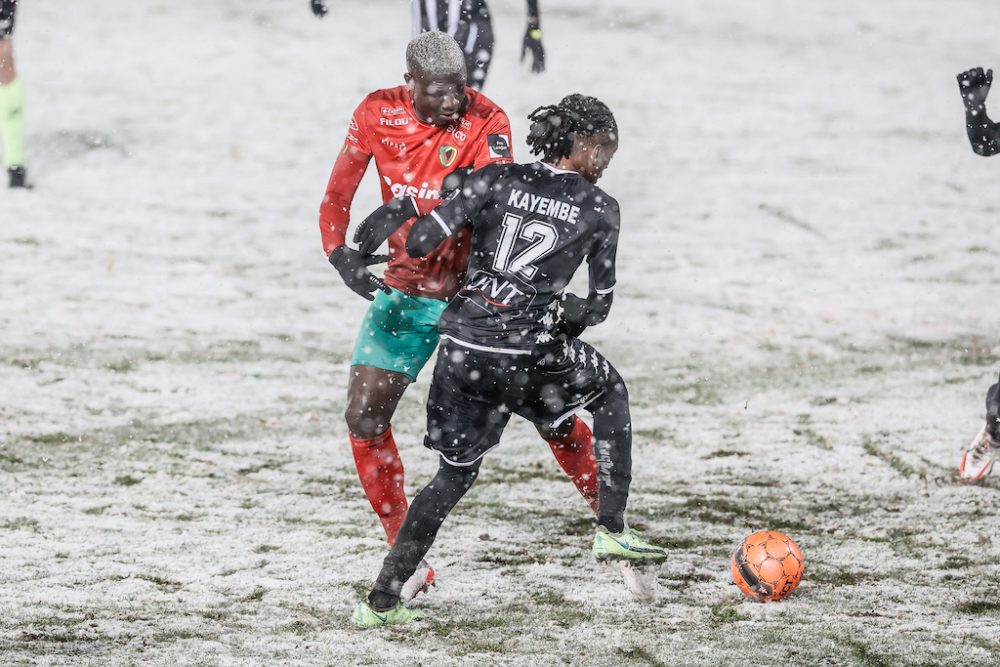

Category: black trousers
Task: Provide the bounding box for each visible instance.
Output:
[369,338,633,608]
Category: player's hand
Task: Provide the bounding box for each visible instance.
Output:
[310,0,329,18]
[353,197,419,256]
[441,165,473,196]
[328,246,390,301]
[557,293,588,338]
[521,22,545,73]
[957,67,992,111]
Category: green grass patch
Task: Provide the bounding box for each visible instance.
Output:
[708,601,749,627]
[106,357,137,373]
[840,636,896,667]
[792,426,833,451]
[348,580,371,600]
[807,567,869,586]
[3,517,41,532]
[242,586,267,602]
[616,645,669,667]
[862,434,922,479]
[941,555,974,569]
[955,600,1000,615]
[134,574,183,592]
[254,544,281,553]
[114,474,143,486]
[25,432,78,445]
[702,449,747,459]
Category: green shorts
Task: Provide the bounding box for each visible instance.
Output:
[350,289,449,380]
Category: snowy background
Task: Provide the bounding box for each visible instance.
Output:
[2,0,1000,665]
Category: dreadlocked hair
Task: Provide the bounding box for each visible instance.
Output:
[526,94,618,162]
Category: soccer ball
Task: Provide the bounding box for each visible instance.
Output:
[730,530,804,601]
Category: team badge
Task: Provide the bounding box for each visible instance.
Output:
[487,134,512,159]
[439,145,458,167]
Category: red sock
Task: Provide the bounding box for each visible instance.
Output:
[350,427,408,545]
[545,416,599,514]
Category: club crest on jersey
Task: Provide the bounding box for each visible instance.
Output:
[439,145,458,168]
[488,134,512,159]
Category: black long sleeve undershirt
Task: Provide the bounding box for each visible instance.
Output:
[965,108,1000,157]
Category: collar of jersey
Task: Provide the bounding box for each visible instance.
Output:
[539,161,578,175]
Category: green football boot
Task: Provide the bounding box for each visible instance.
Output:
[593,525,668,562]
[351,600,422,628]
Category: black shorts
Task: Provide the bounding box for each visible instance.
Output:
[0,0,16,39]
[423,338,626,466]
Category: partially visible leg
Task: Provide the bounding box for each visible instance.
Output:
[0,33,27,186]
[986,371,999,440]
[588,384,632,534]
[368,457,482,610]
[461,6,493,90]
[537,417,599,514]
[346,365,412,544]
[959,369,1000,482]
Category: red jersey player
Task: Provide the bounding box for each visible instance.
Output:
[318,32,600,599]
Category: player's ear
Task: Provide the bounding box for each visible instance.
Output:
[404,72,414,90]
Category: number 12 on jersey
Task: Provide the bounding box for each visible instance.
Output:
[492,213,559,280]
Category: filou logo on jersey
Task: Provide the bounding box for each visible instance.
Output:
[439,145,458,167]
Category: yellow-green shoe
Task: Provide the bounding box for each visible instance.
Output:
[593,526,668,562]
[351,600,422,628]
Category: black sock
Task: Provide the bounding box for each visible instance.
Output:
[590,375,632,536]
[368,589,398,612]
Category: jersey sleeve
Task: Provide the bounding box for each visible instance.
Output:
[472,111,515,169]
[318,146,371,254]
[587,199,620,295]
[344,99,373,157]
[405,165,504,257]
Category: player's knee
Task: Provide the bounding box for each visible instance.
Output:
[344,404,390,439]
[536,419,573,442]
[0,42,14,82]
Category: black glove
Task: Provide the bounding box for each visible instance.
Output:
[521,22,545,73]
[957,67,992,112]
[328,246,390,301]
[441,165,473,196]
[310,0,328,18]
[353,197,419,256]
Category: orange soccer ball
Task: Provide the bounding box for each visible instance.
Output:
[730,530,804,601]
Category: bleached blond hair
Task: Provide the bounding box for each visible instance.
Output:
[406,31,467,81]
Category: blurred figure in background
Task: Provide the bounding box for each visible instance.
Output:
[0,0,27,188]
[310,0,545,90]
[954,66,1000,480]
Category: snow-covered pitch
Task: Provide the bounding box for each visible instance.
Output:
[3,1,1000,665]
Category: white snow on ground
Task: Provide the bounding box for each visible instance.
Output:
[2,1,1000,665]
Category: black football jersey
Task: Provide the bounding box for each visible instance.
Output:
[426,161,620,355]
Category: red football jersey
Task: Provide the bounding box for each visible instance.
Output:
[320,85,514,301]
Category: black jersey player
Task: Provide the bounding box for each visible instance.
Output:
[954,67,1000,480]
[348,94,667,627]
[310,0,544,90]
